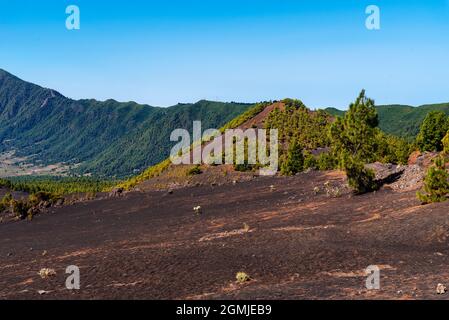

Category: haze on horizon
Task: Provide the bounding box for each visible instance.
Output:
[0,0,448,109]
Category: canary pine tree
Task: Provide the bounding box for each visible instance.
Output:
[443,131,449,155]
[280,139,304,176]
[329,90,379,194]
[416,111,449,152]
[417,156,449,204]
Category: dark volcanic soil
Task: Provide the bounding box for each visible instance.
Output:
[1,171,449,300]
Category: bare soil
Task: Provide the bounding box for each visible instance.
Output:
[1,170,449,300]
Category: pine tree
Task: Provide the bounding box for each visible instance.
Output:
[329,90,379,163]
[443,131,449,155]
[416,111,449,152]
[280,139,304,176]
[329,90,379,193]
[417,156,449,204]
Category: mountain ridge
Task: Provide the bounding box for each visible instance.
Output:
[325,102,449,140]
[0,69,254,177]
[2,68,449,178]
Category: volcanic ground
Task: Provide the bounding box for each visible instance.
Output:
[1,170,449,300]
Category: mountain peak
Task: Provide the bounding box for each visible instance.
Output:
[0,69,64,100]
[0,68,19,80]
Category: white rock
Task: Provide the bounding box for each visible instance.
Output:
[436,283,447,295]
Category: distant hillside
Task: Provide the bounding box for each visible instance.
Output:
[324,103,449,140]
[323,107,345,118]
[0,69,253,177]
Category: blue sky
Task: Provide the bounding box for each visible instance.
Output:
[0,0,448,108]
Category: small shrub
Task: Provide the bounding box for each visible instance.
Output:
[28,191,58,206]
[234,163,254,172]
[343,156,377,194]
[0,193,12,212]
[11,199,31,220]
[317,152,337,170]
[443,131,449,155]
[303,151,318,170]
[324,181,342,198]
[38,268,56,279]
[417,156,449,204]
[187,165,203,176]
[280,139,304,176]
[236,272,250,283]
[1,193,12,205]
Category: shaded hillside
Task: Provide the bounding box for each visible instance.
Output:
[0,69,253,177]
[324,103,449,140]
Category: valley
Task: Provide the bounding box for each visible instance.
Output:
[0,151,71,177]
[0,69,253,178]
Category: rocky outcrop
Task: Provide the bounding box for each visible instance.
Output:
[366,162,425,192]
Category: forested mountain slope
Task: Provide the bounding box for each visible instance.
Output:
[0,69,253,177]
[325,103,449,140]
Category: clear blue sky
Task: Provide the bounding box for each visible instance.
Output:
[1,0,448,108]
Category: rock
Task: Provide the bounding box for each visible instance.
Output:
[388,165,424,191]
[436,283,447,294]
[366,162,425,192]
[366,162,404,182]
[408,151,421,165]
[193,206,202,215]
[38,290,50,295]
[408,151,438,169]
